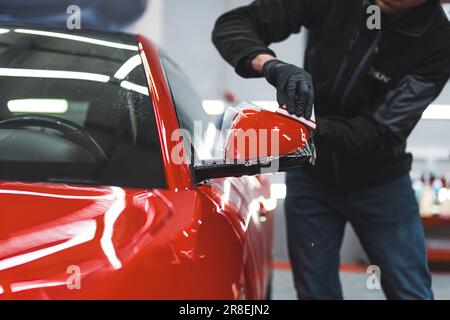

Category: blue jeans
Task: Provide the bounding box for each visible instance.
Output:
[284,168,433,300]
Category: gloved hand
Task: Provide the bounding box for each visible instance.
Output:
[262,59,314,119]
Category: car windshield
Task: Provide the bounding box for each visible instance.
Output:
[0,25,166,189]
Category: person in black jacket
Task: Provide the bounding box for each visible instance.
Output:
[212,0,450,300]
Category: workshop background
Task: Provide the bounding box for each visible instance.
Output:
[1,0,450,299]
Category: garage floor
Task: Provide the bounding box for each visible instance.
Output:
[273,268,450,300]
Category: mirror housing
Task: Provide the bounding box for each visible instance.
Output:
[194,104,315,182]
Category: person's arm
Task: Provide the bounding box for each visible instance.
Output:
[212,0,331,78]
[212,0,331,118]
[251,54,276,74]
[315,50,450,153]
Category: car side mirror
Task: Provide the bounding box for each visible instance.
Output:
[194,103,315,182]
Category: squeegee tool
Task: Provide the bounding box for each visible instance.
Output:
[276,105,317,130]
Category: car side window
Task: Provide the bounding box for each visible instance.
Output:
[161,54,219,163]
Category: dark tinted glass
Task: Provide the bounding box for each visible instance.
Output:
[0,25,166,189]
[161,54,219,163]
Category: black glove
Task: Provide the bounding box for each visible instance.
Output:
[262,59,314,119]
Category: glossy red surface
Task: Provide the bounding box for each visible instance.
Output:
[225,109,312,161]
[137,35,193,192]
[0,181,270,299]
[0,35,312,300]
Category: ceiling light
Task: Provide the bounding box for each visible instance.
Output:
[114,55,142,80]
[251,100,450,121]
[0,68,110,83]
[202,100,225,115]
[422,104,450,120]
[14,28,138,51]
[271,183,287,200]
[8,99,69,114]
[120,81,149,96]
[251,100,279,112]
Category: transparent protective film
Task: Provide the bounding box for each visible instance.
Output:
[194,101,316,174]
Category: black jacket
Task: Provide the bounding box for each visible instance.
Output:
[212,0,450,191]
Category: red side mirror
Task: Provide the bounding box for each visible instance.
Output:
[194,103,316,181]
[224,107,314,163]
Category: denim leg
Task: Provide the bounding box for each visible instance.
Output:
[285,169,347,300]
[347,175,433,300]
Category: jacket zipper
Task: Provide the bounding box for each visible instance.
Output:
[330,30,382,190]
[331,30,361,96]
[340,31,383,105]
[330,30,361,190]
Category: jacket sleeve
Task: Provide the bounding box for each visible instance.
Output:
[315,48,450,153]
[212,0,331,78]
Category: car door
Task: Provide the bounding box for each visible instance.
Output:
[231,175,271,298]
[202,175,272,299]
[160,55,274,298]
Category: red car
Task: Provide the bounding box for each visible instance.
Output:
[0,26,314,299]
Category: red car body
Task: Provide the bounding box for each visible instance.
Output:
[0,34,281,300]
